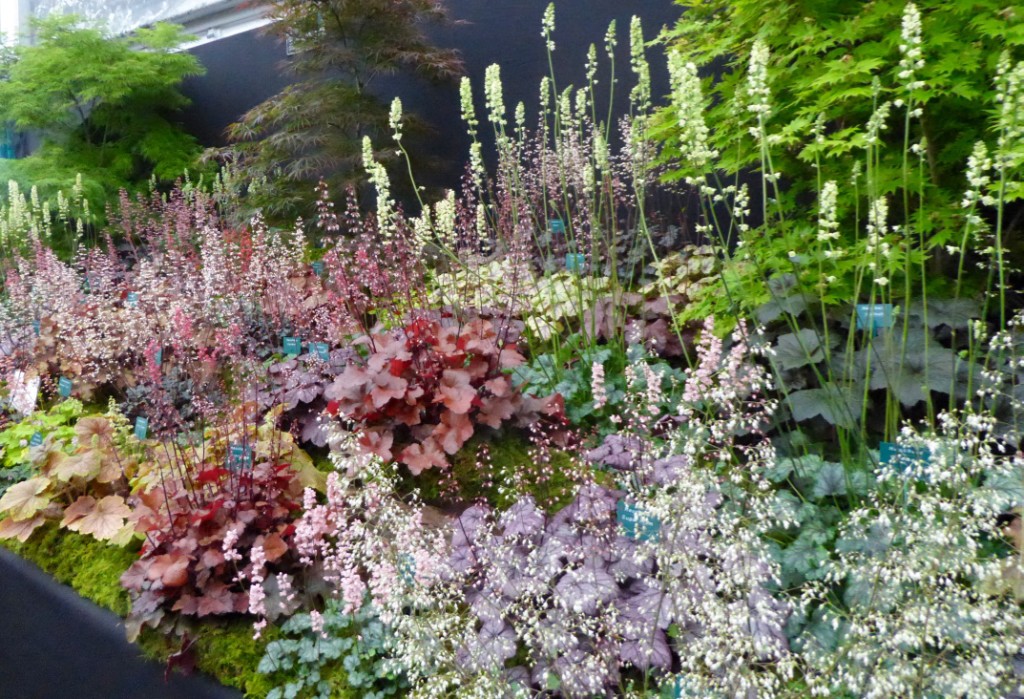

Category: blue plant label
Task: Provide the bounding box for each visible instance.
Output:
[32,319,40,336]
[313,342,330,362]
[617,499,660,542]
[565,253,586,274]
[548,218,566,234]
[311,261,326,277]
[29,432,43,447]
[58,376,73,398]
[126,292,139,307]
[283,336,302,356]
[398,553,416,586]
[880,441,930,475]
[154,349,163,366]
[228,443,253,472]
[134,416,149,440]
[855,303,894,333]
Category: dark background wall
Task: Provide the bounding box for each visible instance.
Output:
[178,0,682,185]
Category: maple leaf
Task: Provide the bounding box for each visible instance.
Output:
[483,377,511,397]
[0,514,46,542]
[435,369,476,414]
[359,428,394,460]
[435,410,474,454]
[50,449,102,482]
[260,532,289,562]
[65,495,133,541]
[370,372,408,408]
[0,477,51,520]
[477,394,520,428]
[147,552,190,587]
[60,495,96,527]
[400,438,449,475]
[196,581,236,616]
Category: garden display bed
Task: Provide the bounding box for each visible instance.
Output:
[2,1,1024,698]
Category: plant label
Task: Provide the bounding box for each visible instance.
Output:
[398,553,416,586]
[617,499,660,542]
[855,303,894,334]
[228,443,253,472]
[565,253,586,274]
[283,336,302,356]
[313,342,330,362]
[154,349,163,366]
[58,376,73,398]
[548,219,565,234]
[126,292,139,307]
[134,416,149,440]
[30,432,43,447]
[880,441,931,476]
[32,319,40,336]
[311,261,326,277]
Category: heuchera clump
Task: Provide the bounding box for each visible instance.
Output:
[325,316,562,474]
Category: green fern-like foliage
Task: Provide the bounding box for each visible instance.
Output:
[0,16,205,220]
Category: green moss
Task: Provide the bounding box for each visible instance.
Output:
[0,522,137,616]
[194,620,282,698]
[414,430,585,512]
[137,619,283,698]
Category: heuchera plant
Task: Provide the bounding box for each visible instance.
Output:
[0,408,136,543]
[121,432,307,640]
[325,317,562,474]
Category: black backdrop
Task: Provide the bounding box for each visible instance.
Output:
[178,0,682,185]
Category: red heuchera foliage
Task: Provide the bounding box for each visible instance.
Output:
[325,317,563,474]
[120,460,302,638]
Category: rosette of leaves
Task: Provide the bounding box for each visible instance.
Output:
[121,454,305,641]
[324,317,562,475]
[444,487,679,697]
[258,599,408,699]
[512,340,683,428]
[0,412,136,544]
[261,347,357,447]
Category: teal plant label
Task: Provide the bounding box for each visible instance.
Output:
[154,348,163,366]
[880,441,930,475]
[283,336,302,356]
[126,292,139,307]
[134,416,149,440]
[855,303,894,333]
[398,553,416,586]
[313,342,330,361]
[565,253,586,274]
[58,376,73,398]
[548,218,566,234]
[29,432,44,447]
[32,319,40,336]
[228,443,253,472]
[311,261,326,277]
[617,499,660,542]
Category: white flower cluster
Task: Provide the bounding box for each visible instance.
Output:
[667,50,716,175]
[898,2,925,92]
[803,411,1024,698]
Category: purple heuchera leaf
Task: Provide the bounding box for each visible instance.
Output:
[572,483,619,524]
[500,495,545,538]
[651,454,689,485]
[554,561,618,614]
[551,647,620,698]
[457,621,518,672]
[585,434,645,470]
[619,627,672,670]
